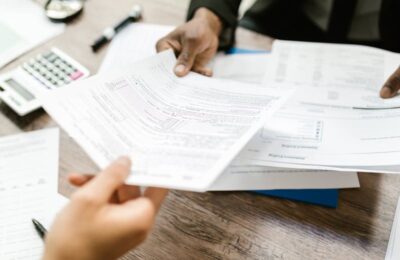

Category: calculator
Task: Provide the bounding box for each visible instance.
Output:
[0,48,90,116]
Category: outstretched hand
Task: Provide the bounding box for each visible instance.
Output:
[43,157,168,260]
[156,8,222,77]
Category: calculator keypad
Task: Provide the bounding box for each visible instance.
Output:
[22,50,85,89]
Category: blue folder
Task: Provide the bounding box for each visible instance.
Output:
[226,47,339,208]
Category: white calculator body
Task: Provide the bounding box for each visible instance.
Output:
[0,48,90,116]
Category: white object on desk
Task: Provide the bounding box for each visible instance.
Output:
[0,128,65,259]
[0,48,90,116]
[239,40,400,173]
[386,197,400,260]
[98,23,359,190]
[0,0,65,68]
[41,50,293,191]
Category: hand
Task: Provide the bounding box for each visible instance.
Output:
[156,8,222,77]
[43,157,168,260]
[380,66,400,98]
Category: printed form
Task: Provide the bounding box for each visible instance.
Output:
[239,40,400,172]
[97,23,359,190]
[41,50,293,191]
[0,129,66,259]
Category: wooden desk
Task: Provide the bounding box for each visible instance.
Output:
[1,0,400,259]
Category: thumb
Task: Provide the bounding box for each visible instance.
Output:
[381,66,400,98]
[83,156,132,202]
[174,42,198,77]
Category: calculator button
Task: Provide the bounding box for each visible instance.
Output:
[56,80,64,87]
[70,71,84,80]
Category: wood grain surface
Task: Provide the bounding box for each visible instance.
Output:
[1,0,399,259]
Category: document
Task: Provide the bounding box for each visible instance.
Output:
[99,26,359,189]
[238,41,400,172]
[209,165,359,191]
[0,0,65,68]
[386,197,400,260]
[212,52,269,84]
[99,23,174,73]
[41,50,292,191]
[263,40,400,109]
[0,128,65,259]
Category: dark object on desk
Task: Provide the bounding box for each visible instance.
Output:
[91,5,143,53]
[32,218,47,241]
[45,0,84,22]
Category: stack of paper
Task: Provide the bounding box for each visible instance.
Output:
[37,23,360,191]
[239,40,400,173]
[94,23,360,191]
[40,50,299,191]
[0,129,68,259]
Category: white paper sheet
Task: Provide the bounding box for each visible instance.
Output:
[209,165,359,191]
[386,197,400,260]
[99,23,174,73]
[238,40,400,172]
[0,128,62,259]
[41,50,291,191]
[98,23,359,190]
[263,40,400,109]
[212,52,269,83]
[0,0,65,68]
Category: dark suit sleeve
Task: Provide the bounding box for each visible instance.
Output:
[187,0,242,28]
[380,0,400,52]
[187,0,242,49]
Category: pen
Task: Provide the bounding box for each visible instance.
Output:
[91,5,143,52]
[32,218,47,240]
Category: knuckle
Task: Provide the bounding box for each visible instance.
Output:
[178,52,191,63]
[71,191,99,206]
[183,33,199,43]
[155,38,167,50]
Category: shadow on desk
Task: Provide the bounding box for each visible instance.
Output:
[0,102,48,129]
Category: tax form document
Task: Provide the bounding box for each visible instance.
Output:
[0,128,60,259]
[41,50,291,191]
[238,40,400,172]
[0,0,65,68]
[99,28,359,190]
[263,40,400,109]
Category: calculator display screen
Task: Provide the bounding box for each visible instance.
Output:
[6,79,35,101]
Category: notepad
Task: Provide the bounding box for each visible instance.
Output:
[0,128,62,259]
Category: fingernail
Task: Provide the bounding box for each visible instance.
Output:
[116,156,131,167]
[380,86,393,98]
[174,64,186,75]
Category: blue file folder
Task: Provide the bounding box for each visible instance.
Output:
[226,47,339,208]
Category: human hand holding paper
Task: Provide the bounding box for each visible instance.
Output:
[43,157,168,260]
[156,8,221,77]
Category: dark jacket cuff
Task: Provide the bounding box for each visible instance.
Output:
[187,0,241,50]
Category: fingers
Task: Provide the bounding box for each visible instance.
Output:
[117,185,141,203]
[82,156,132,202]
[68,173,93,187]
[143,188,169,213]
[156,37,181,54]
[174,41,198,77]
[381,67,400,98]
[115,188,168,234]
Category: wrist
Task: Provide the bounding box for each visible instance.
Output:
[193,8,222,36]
